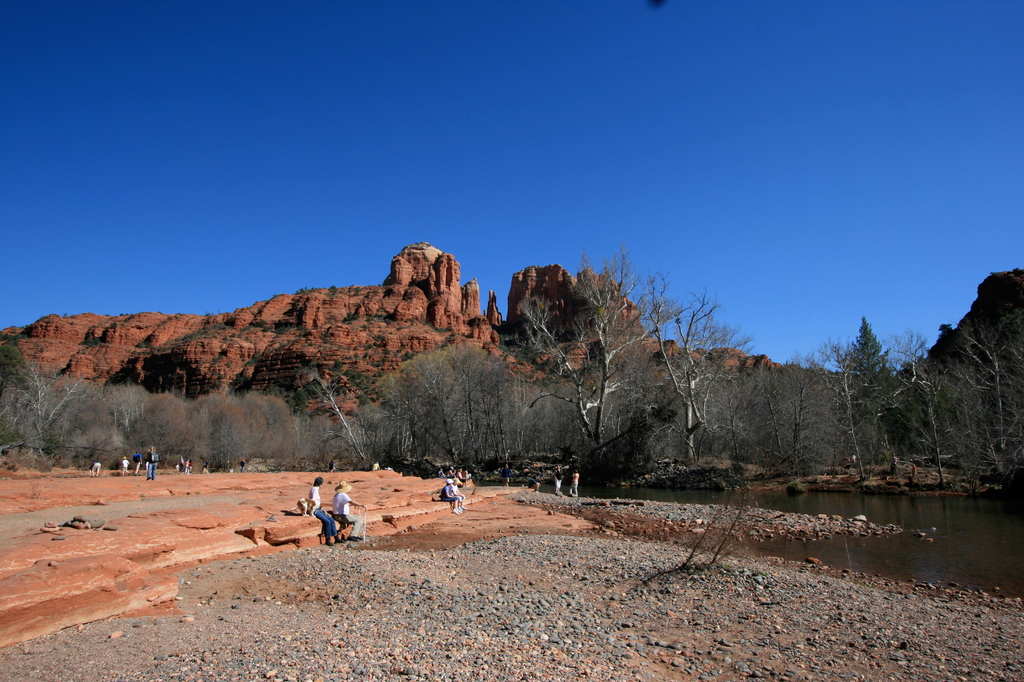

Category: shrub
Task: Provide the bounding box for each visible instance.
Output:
[787,480,806,495]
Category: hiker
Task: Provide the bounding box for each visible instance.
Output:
[331,481,366,541]
[240,459,246,473]
[202,461,209,474]
[554,467,564,496]
[132,451,143,475]
[145,447,159,480]
[525,477,540,492]
[501,465,512,487]
[439,478,466,514]
[570,471,580,497]
[90,461,102,477]
[120,457,129,476]
[328,461,336,473]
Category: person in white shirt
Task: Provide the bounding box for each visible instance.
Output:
[120,457,129,476]
[440,478,466,514]
[308,476,339,546]
[332,481,366,541]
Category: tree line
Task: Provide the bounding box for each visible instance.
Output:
[1,253,1022,492]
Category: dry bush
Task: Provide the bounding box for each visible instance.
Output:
[646,496,756,583]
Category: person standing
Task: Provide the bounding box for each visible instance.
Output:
[145,446,159,480]
[332,481,366,541]
[501,465,512,487]
[132,451,143,475]
[569,471,580,497]
[240,459,246,473]
[120,457,129,476]
[553,467,564,496]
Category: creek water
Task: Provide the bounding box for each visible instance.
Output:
[544,484,1024,597]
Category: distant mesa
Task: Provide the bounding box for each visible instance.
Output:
[3,244,499,397]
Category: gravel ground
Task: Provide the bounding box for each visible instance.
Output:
[2,499,1021,682]
[515,492,903,541]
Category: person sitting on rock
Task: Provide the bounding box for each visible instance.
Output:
[439,478,465,514]
[525,477,540,492]
[331,481,366,541]
[308,476,339,546]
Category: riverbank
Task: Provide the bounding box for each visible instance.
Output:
[0,493,1020,682]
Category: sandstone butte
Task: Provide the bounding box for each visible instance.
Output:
[0,469,524,649]
[0,242,778,397]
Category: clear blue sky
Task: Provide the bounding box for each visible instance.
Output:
[2,1,1021,362]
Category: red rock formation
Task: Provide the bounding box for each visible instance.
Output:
[486,290,503,326]
[505,264,577,326]
[1,244,499,397]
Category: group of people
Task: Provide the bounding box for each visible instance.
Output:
[307,476,366,546]
[502,464,579,496]
[89,449,227,479]
[436,466,473,487]
[92,447,161,478]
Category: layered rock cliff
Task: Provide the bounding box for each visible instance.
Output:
[2,244,498,397]
[1,245,781,398]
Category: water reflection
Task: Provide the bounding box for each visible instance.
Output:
[555,485,1024,597]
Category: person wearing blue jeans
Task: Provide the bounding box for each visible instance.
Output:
[308,477,339,546]
[146,446,159,480]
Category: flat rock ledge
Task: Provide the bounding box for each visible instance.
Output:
[0,471,510,648]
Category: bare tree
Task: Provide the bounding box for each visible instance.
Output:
[309,373,369,463]
[889,331,954,486]
[521,248,650,455]
[5,363,84,456]
[103,383,148,447]
[644,282,751,463]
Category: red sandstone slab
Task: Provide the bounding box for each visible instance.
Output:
[0,554,178,649]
